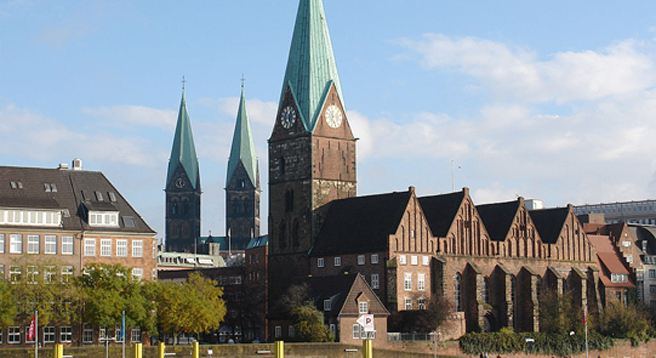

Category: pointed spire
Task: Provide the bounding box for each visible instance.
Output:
[280,0,344,131]
[227,86,258,186]
[166,88,200,189]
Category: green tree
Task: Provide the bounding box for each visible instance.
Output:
[539,290,583,335]
[76,263,156,336]
[153,272,226,344]
[389,296,453,332]
[0,279,16,327]
[597,300,651,343]
[280,284,333,342]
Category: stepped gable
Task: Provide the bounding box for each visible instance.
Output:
[529,206,570,244]
[418,190,466,237]
[311,190,412,257]
[476,199,521,242]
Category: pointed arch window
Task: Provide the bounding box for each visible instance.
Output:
[279,220,287,250]
[285,190,294,212]
[454,273,462,311]
[280,157,286,176]
[482,277,490,304]
[292,220,300,247]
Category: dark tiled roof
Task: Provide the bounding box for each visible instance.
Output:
[310,190,412,257]
[298,274,389,317]
[0,165,154,234]
[476,199,520,242]
[529,207,570,244]
[418,190,465,237]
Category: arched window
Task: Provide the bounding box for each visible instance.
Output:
[454,273,462,311]
[482,277,490,304]
[279,220,287,250]
[285,190,294,212]
[280,157,286,176]
[292,220,300,247]
[510,275,517,304]
[536,276,542,301]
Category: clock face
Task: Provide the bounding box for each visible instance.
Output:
[175,177,185,188]
[325,105,343,128]
[280,106,297,129]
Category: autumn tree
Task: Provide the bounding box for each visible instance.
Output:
[0,279,16,327]
[539,290,583,335]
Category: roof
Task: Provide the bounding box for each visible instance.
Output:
[0,165,155,234]
[166,91,200,189]
[310,190,412,257]
[476,199,521,242]
[227,88,258,186]
[280,0,344,132]
[588,234,634,288]
[300,274,389,317]
[246,235,269,249]
[418,190,465,237]
[529,206,571,244]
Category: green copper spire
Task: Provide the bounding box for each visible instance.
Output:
[280,0,344,132]
[166,90,200,189]
[227,88,258,186]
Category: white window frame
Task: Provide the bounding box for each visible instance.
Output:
[404,273,412,290]
[10,234,22,253]
[317,258,324,268]
[131,328,141,343]
[100,239,112,257]
[43,326,56,343]
[422,255,430,266]
[411,255,418,265]
[0,234,4,253]
[44,235,57,254]
[84,238,96,257]
[324,299,331,311]
[83,324,93,343]
[399,255,406,265]
[352,324,361,339]
[334,257,341,267]
[371,254,378,264]
[8,326,20,344]
[116,240,128,257]
[274,326,282,338]
[405,297,413,310]
[62,266,74,283]
[60,326,72,343]
[418,297,427,310]
[418,273,426,291]
[132,240,143,257]
[62,236,73,255]
[9,266,21,282]
[359,301,368,314]
[288,325,295,338]
[358,255,365,265]
[44,266,56,283]
[371,274,379,289]
[132,268,143,281]
[27,235,39,254]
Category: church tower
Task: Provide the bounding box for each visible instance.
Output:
[226,86,261,250]
[165,87,201,253]
[268,0,357,288]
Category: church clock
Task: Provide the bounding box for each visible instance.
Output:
[280,106,297,129]
[325,104,343,128]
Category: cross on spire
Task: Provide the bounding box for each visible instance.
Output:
[241,74,246,89]
[182,76,186,91]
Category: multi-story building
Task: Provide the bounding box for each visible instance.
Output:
[574,200,656,225]
[0,160,157,347]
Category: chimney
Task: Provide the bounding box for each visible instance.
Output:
[72,158,82,171]
[58,163,69,170]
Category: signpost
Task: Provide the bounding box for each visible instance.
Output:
[356,314,374,332]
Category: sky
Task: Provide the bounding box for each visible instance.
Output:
[3,1,656,244]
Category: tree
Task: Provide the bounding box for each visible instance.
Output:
[388,296,453,332]
[153,272,226,344]
[597,300,651,342]
[0,279,16,327]
[76,263,156,336]
[539,290,583,335]
[280,284,333,342]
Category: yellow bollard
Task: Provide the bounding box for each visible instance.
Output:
[362,339,373,358]
[192,341,199,358]
[275,340,284,358]
[158,342,165,358]
[132,342,143,358]
[53,344,63,358]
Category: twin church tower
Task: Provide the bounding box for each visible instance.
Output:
[164,0,356,278]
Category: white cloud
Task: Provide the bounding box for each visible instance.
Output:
[82,105,177,131]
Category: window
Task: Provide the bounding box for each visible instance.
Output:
[317,258,324,268]
[62,236,73,255]
[288,325,295,338]
[0,327,2,343]
[88,211,119,227]
[44,266,56,283]
[482,278,490,304]
[0,265,4,280]
[399,255,406,265]
[84,238,96,256]
[352,324,361,339]
[27,266,38,284]
[0,234,4,253]
[83,324,93,343]
[117,240,128,257]
[8,326,20,344]
[371,254,378,264]
[62,266,74,283]
[359,301,368,314]
[10,234,22,253]
[274,326,282,338]
[132,240,143,257]
[43,326,56,343]
[411,255,418,265]
[334,257,341,267]
[324,299,331,311]
[650,269,656,279]
[454,273,462,311]
[650,285,656,293]
[27,235,39,254]
[405,297,413,310]
[60,326,72,343]
[358,255,365,265]
[418,297,427,310]
[404,273,412,290]
[9,266,21,282]
[101,239,112,257]
[132,268,143,281]
[611,273,628,283]
[44,235,56,254]
[422,256,429,266]
[418,273,426,291]
[371,274,379,289]
[131,329,141,343]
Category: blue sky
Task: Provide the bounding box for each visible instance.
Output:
[3,1,656,243]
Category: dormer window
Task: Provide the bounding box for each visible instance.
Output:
[359,301,368,314]
[610,273,628,283]
[88,211,119,227]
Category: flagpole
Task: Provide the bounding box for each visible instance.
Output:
[122,310,126,358]
[35,310,38,358]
